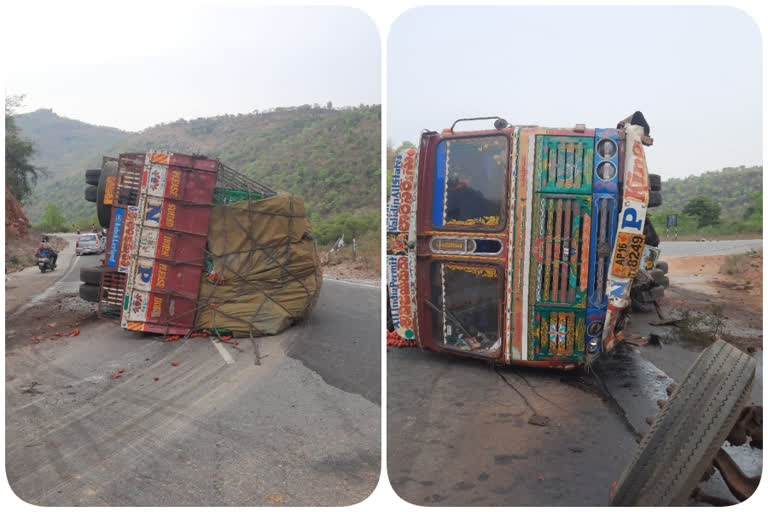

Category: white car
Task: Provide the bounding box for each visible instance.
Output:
[76,234,105,256]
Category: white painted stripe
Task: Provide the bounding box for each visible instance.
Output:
[324,277,380,289]
[521,134,537,361]
[210,338,235,365]
[10,396,46,413]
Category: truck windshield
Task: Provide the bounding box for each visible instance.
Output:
[432,135,508,230]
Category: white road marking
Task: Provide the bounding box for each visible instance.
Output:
[210,338,235,365]
[12,255,81,316]
[10,396,46,413]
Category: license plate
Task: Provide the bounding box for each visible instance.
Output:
[611,232,645,278]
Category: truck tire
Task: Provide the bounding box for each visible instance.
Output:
[97,160,118,229]
[649,173,661,191]
[648,190,662,208]
[655,260,669,274]
[85,185,98,202]
[85,168,101,186]
[612,340,755,506]
[79,283,100,303]
[644,218,660,248]
[80,266,104,286]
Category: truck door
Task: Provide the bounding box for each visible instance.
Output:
[415,131,513,360]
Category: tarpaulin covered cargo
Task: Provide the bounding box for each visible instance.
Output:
[195,194,322,335]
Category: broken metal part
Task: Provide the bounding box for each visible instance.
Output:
[712,448,760,502]
[691,487,737,507]
[727,405,762,449]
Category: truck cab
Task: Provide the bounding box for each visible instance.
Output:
[387,113,661,368]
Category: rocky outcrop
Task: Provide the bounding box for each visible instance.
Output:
[5,189,30,238]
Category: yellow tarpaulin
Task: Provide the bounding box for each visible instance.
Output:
[195,194,322,335]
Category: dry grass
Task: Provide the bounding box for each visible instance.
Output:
[719,249,760,276]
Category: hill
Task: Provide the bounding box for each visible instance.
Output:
[14,108,132,176]
[17,105,381,226]
[657,166,762,220]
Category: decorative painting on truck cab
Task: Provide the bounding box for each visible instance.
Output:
[386,148,419,340]
[431,136,508,230]
[602,125,650,351]
[534,136,594,195]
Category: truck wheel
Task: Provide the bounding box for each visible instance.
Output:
[80,267,105,286]
[85,168,101,186]
[644,218,660,248]
[85,185,97,202]
[649,173,661,191]
[612,340,755,506]
[631,284,664,312]
[79,283,100,303]
[648,190,662,208]
[97,160,118,229]
[655,260,669,274]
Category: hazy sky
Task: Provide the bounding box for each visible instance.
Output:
[388,6,762,179]
[3,5,380,132]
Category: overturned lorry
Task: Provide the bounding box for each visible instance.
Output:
[387,112,666,367]
[387,113,760,505]
[81,151,322,337]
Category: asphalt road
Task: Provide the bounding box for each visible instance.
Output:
[5,241,381,506]
[387,349,636,506]
[659,239,762,258]
[387,238,763,506]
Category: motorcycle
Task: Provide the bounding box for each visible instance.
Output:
[37,255,56,273]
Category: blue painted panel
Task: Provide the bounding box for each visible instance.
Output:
[592,128,619,194]
[107,207,125,268]
[432,141,447,227]
[588,194,618,309]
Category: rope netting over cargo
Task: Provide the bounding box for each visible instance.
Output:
[194,193,323,337]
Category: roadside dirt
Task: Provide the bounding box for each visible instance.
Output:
[660,251,762,351]
[6,231,67,273]
[5,293,99,353]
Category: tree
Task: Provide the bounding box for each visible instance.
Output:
[683,196,721,228]
[5,95,40,201]
[40,203,68,232]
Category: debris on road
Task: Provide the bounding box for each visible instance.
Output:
[69,329,80,337]
[153,377,159,381]
[112,373,121,379]
[528,414,551,427]
[171,361,179,367]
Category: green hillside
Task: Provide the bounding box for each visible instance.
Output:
[14,108,131,175]
[657,166,762,220]
[18,105,381,226]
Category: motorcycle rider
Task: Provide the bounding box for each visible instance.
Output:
[35,241,58,269]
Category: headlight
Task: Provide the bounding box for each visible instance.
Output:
[597,138,617,159]
[596,161,616,181]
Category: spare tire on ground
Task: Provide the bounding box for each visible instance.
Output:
[612,340,755,506]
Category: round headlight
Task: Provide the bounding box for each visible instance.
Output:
[587,339,599,352]
[597,138,617,159]
[596,161,616,181]
[587,321,603,336]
